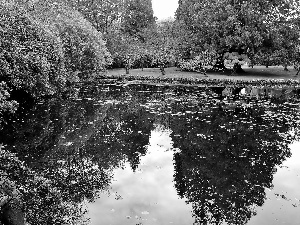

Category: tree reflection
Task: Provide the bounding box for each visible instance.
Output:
[0,145,91,225]
[171,100,298,224]
[0,84,155,224]
[1,83,300,224]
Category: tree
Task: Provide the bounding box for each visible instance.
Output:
[69,0,123,35]
[144,19,178,75]
[0,0,112,107]
[178,50,217,75]
[0,82,18,127]
[107,32,148,73]
[72,0,157,72]
[175,0,300,72]
[0,145,94,225]
[121,0,155,38]
[170,95,297,224]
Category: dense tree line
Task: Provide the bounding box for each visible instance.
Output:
[0,0,113,122]
[176,0,300,72]
[2,1,300,224]
[2,0,300,119]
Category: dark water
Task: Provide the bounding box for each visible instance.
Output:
[1,83,300,225]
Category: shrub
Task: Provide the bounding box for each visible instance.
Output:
[178,58,204,72]
[0,4,66,97]
[0,145,90,225]
[178,51,216,73]
[0,81,18,121]
[0,0,112,100]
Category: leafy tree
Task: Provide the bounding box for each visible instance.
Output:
[0,145,92,225]
[142,19,178,75]
[178,50,217,75]
[176,0,300,72]
[0,82,18,127]
[0,0,112,107]
[169,94,297,224]
[102,0,157,72]
[121,0,155,38]
[106,32,148,73]
[69,0,123,35]
[1,81,300,224]
[0,2,66,97]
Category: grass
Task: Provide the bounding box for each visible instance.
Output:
[106,66,300,81]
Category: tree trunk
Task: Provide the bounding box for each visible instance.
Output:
[231,63,245,75]
[125,65,130,74]
[140,58,144,71]
[212,54,228,72]
[0,178,24,225]
[0,199,25,225]
[125,56,131,74]
[283,64,289,71]
[160,65,166,75]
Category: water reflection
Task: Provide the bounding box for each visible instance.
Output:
[88,126,193,225]
[1,83,300,224]
[170,103,296,224]
[248,141,300,225]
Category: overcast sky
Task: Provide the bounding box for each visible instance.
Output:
[152,0,178,20]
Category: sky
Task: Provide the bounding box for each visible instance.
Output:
[152,0,178,20]
[88,128,194,225]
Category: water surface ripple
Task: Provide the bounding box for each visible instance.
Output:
[1,83,300,225]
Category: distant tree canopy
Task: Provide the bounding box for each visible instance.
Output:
[176,0,300,67]
[121,0,156,37]
[3,0,300,118]
[69,0,123,35]
[69,0,158,72]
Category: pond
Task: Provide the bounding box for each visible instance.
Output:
[1,82,300,225]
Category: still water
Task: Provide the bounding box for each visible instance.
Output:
[1,82,300,225]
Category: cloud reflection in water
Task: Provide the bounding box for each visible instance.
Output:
[248,141,300,225]
[88,126,193,225]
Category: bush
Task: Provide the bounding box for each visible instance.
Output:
[178,51,216,73]
[0,4,65,97]
[178,56,207,72]
[0,81,18,121]
[223,52,250,67]
[0,145,90,225]
[0,0,112,100]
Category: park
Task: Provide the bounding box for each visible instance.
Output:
[1,0,300,225]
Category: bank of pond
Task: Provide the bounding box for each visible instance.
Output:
[1,82,300,225]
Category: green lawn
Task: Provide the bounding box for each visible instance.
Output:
[106,66,300,81]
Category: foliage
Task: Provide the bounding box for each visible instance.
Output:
[1,82,300,223]
[74,0,162,73]
[0,3,65,97]
[121,0,155,38]
[169,89,298,224]
[107,33,148,72]
[176,0,300,68]
[178,50,217,73]
[0,0,112,101]
[0,82,18,118]
[69,0,123,35]
[223,52,249,66]
[69,0,177,75]
[0,145,90,225]
[139,19,178,75]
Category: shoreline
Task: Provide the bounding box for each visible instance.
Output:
[100,66,300,87]
[105,66,300,82]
